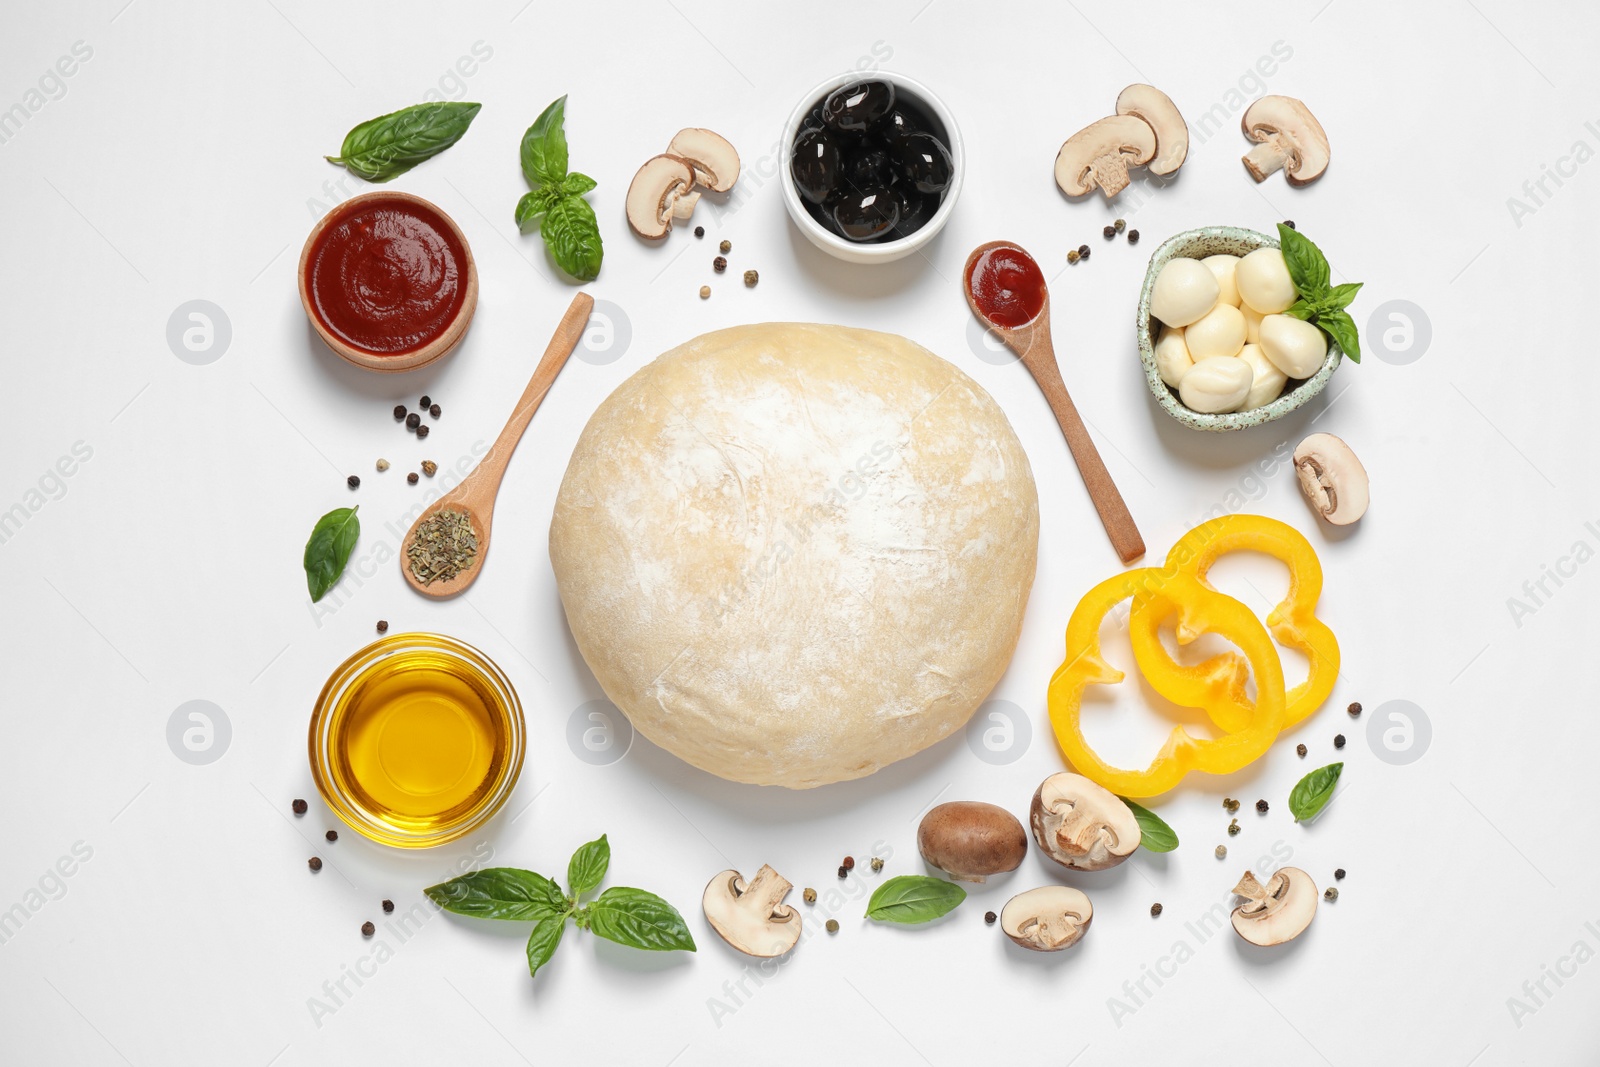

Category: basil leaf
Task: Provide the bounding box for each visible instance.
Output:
[1277,222,1330,296]
[1289,762,1344,822]
[326,101,481,183]
[583,887,697,952]
[1322,282,1363,311]
[303,506,360,602]
[1319,310,1362,364]
[520,95,569,186]
[864,875,966,924]
[561,172,597,196]
[514,188,561,233]
[566,834,610,898]
[525,915,566,977]
[541,195,604,281]
[424,867,567,921]
[1119,797,1179,852]
[1283,297,1315,321]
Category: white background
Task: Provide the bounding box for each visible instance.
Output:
[2,1,1596,1064]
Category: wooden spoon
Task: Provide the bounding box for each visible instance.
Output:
[963,240,1145,564]
[400,292,593,598]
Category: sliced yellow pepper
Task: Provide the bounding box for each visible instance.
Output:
[1046,568,1287,798]
[1128,515,1339,734]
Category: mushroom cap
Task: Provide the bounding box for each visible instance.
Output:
[666,128,741,193]
[1029,772,1141,872]
[625,154,697,239]
[702,864,802,958]
[1230,866,1318,946]
[1053,115,1157,197]
[1115,83,1188,177]
[917,801,1027,883]
[1293,433,1369,525]
[1241,96,1330,186]
[1000,885,1094,951]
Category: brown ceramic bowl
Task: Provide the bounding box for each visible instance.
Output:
[298,190,478,373]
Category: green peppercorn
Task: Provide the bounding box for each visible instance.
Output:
[825,919,839,934]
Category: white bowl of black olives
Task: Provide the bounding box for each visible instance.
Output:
[781,72,963,264]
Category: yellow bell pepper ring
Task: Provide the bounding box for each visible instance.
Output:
[1128,514,1339,735]
[1046,568,1288,798]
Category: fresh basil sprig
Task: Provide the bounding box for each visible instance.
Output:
[326,101,482,183]
[515,95,604,281]
[864,875,966,924]
[1119,797,1179,853]
[1276,223,1363,363]
[425,834,694,978]
[303,506,359,602]
[1289,762,1344,822]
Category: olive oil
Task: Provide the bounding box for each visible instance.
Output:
[311,635,523,847]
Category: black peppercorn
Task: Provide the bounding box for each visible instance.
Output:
[694,226,705,239]
[1150,903,1163,917]
[393,405,407,421]
[1283,220,1296,230]
[347,475,360,489]
[376,620,388,634]
[407,472,419,485]
[308,857,322,871]
[1078,243,1090,256]
[1256,799,1269,813]
[713,256,727,273]
[406,413,421,431]
[984,911,997,925]
[325,830,338,842]
[382,899,395,913]
[292,799,308,815]
[1127,229,1140,244]
[416,424,429,440]
[361,921,375,937]
[419,395,431,408]
[1334,734,1346,749]
[1347,702,1362,717]
[429,404,441,418]
[1296,744,1307,757]
[1103,225,1116,239]
[1334,868,1346,880]
[837,865,848,879]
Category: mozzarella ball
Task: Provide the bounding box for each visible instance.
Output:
[1154,326,1194,387]
[1202,255,1242,307]
[1259,314,1329,378]
[1238,344,1288,410]
[1150,258,1220,328]
[1184,303,1247,360]
[1241,301,1266,345]
[1236,248,1296,314]
[1179,356,1252,414]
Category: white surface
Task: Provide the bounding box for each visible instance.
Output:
[1,2,1595,1065]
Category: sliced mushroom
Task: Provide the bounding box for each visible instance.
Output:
[1293,433,1369,525]
[1230,867,1317,946]
[1030,772,1141,872]
[1115,84,1188,177]
[666,128,741,193]
[1000,885,1093,952]
[702,864,801,958]
[1054,115,1157,199]
[625,154,697,239]
[918,801,1027,883]
[1240,96,1330,186]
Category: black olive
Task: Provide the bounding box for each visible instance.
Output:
[828,186,899,242]
[843,146,895,192]
[888,131,952,195]
[790,127,841,205]
[822,81,896,133]
[886,187,940,238]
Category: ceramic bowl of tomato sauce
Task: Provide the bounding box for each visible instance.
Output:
[298,191,478,373]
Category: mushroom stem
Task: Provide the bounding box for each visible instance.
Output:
[1242,139,1291,182]
[1232,871,1269,903]
[1091,154,1133,196]
[743,864,793,914]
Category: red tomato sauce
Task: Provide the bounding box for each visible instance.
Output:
[307,196,468,355]
[966,244,1046,329]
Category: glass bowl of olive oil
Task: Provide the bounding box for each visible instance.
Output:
[309,633,525,848]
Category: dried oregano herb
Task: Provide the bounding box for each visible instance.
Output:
[407,508,479,586]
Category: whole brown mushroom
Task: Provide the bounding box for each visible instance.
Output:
[917,801,1027,883]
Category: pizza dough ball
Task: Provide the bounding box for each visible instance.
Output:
[549,324,1039,788]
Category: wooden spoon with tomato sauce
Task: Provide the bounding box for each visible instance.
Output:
[964,241,1145,564]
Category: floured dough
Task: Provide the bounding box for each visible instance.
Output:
[549,324,1039,787]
